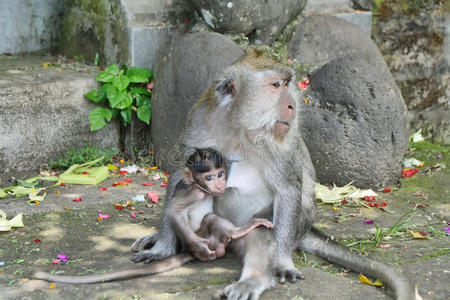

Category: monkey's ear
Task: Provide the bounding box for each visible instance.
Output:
[215,78,236,107]
[182,167,194,184]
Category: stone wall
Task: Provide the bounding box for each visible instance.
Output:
[372,0,449,143]
[0,0,64,54]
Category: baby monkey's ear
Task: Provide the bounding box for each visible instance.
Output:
[182,167,195,185]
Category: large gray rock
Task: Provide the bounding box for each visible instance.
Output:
[299,56,409,188]
[288,15,391,76]
[150,32,243,171]
[189,0,307,44]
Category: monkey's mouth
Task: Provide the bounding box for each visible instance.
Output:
[274,120,291,136]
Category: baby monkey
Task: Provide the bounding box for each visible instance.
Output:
[169,148,273,261]
[33,148,272,284]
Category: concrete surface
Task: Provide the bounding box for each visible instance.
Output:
[0,150,448,299]
[0,0,64,54]
[0,55,121,180]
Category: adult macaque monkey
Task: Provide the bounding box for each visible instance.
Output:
[33,148,271,284]
[132,52,421,300]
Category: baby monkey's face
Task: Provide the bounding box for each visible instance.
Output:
[197,167,226,196]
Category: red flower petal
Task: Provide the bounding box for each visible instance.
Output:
[82,171,89,175]
[383,188,392,193]
[123,179,132,184]
[115,205,123,211]
[73,197,82,202]
[147,191,159,204]
[160,183,168,187]
[138,211,144,214]
[381,201,387,207]
[60,183,66,186]
[119,170,128,175]
[99,187,107,191]
[130,213,137,218]
[143,182,155,186]
[51,259,60,265]
[33,239,42,243]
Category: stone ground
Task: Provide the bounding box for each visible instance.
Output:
[0,142,449,300]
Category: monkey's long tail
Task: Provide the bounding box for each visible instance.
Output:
[32,253,194,284]
[299,228,422,300]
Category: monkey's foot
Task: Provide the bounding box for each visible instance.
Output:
[276,266,304,284]
[131,233,158,252]
[131,234,177,263]
[214,276,274,300]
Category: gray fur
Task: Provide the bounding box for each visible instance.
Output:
[132,56,420,300]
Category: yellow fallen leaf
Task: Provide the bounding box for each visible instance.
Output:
[151,166,158,170]
[359,274,384,287]
[408,230,429,239]
[107,163,118,170]
[42,62,52,68]
[49,282,55,289]
[333,206,338,211]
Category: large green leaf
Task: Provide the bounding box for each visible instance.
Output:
[127,67,153,83]
[97,84,109,102]
[137,105,151,124]
[84,89,100,102]
[129,86,150,97]
[115,92,133,110]
[96,64,119,82]
[89,107,113,131]
[106,85,121,108]
[112,70,130,92]
[136,95,150,107]
[120,108,132,126]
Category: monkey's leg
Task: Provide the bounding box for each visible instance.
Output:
[214,227,276,300]
[299,228,422,300]
[132,171,183,263]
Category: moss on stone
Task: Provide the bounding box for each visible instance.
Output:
[59,0,128,65]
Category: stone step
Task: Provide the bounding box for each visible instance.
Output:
[0,55,120,182]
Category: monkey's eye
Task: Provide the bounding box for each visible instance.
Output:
[284,79,290,87]
[206,175,212,181]
[271,81,280,88]
[218,171,224,178]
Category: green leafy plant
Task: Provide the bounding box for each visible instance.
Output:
[84,64,153,131]
[48,146,119,170]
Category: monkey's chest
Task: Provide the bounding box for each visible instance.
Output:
[188,198,213,232]
[216,161,273,226]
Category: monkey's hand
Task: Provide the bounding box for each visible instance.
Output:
[131,233,177,264]
[275,257,305,284]
[188,237,216,262]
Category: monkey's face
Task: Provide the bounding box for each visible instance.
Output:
[215,65,299,145]
[197,167,227,196]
